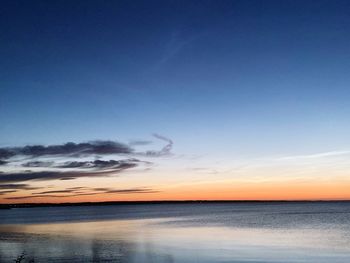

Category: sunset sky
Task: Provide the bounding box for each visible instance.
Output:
[1,0,350,203]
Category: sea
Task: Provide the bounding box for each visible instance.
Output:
[0,202,350,262]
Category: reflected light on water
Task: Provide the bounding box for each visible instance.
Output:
[1,203,350,262]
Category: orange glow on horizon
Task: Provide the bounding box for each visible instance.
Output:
[2,180,350,204]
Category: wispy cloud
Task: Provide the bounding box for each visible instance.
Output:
[5,193,100,200]
[143,134,173,157]
[155,31,200,68]
[0,183,40,190]
[129,140,153,146]
[5,187,159,200]
[0,190,17,195]
[277,150,350,161]
[102,188,158,194]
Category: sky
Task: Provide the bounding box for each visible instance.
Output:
[1,0,350,203]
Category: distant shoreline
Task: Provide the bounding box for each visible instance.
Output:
[1,200,350,209]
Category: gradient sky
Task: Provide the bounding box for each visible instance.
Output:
[1,0,350,203]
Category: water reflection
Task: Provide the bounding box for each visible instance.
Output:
[0,219,177,262]
[1,203,350,262]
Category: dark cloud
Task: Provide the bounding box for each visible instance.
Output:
[57,160,109,168]
[0,149,14,165]
[0,149,15,160]
[34,187,157,195]
[0,163,137,183]
[5,192,101,200]
[0,171,82,183]
[0,141,132,160]
[88,187,158,194]
[1,135,173,164]
[34,189,79,194]
[57,159,137,169]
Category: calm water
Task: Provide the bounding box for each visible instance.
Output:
[0,202,350,262]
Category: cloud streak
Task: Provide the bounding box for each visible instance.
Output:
[0,183,40,190]
[5,187,158,200]
[155,30,201,68]
[0,190,17,195]
[277,150,350,161]
[22,159,144,169]
[0,141,132,161]
[1,135,173,163]
[0,163,137,183]
[0,162,137,184]
[129,140,153,146]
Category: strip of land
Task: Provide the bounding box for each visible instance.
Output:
[1,200,349,209]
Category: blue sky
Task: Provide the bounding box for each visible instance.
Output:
[1,0,350,201]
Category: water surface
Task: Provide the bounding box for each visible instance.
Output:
[0,202,349,262]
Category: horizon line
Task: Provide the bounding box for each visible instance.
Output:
[2,199,350,208]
